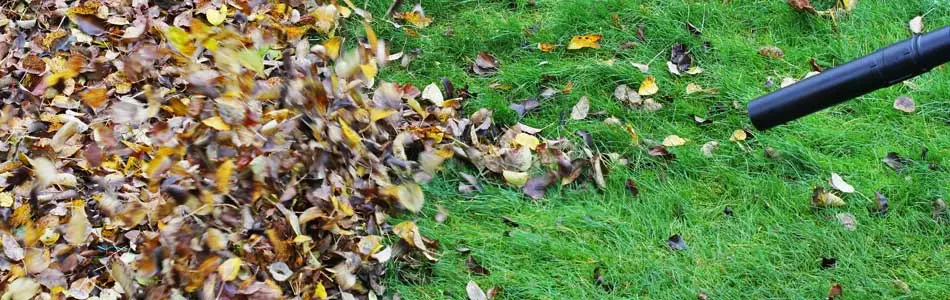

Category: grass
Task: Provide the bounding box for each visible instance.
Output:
[353,0,950,298]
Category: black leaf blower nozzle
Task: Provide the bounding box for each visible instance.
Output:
[748,26,950,130]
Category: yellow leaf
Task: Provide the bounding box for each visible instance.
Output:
[331,195,355,216]
[567,34,602,50]
[201,116,231,131]
[407,98,427,118]
[624,124,639,145]
[238,49,265,76]
[502,170,529,188]
[513,133,540,150]
[363,21,378,49]
[0,192,12,207]
[662,135,687,147]
[360,62,377,79]
[369,108,396,122]
[401,12,432,28]
[338,118,361,147]
[65,201,90,246]
[216,159,234,194]
[206,6,227,26]
[538,42,555,52]
[685,83,703,95]
[729,129,747,142]
[217,257,242,281]
[315,282,328,300]
[80,87,108,110]
[324,36,342,60]
[840,0,857,11]
[395,183,424,212]
[638,75,658,96]
[164,26,195,57]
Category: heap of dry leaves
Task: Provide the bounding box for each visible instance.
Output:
[0,0,492,298]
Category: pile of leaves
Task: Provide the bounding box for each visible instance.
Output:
[0,0,475,298]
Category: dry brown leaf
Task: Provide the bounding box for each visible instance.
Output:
[570,96,590,120]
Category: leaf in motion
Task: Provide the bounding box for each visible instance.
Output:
[570,96,590,120]
[829,173,855,193]
[909,16,923,34]
[567,34,602,50]
[893,96,915,113]
[638,76,658,96]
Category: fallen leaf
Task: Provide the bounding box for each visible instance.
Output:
[829,173,855,193]
[422,83,444,106]
[662,135,687,147]
[206,6,228,26]
[218,257,243,281]
[466,281,487,300]
[2,232,24,261]
[394,183,425,212]
[202,116,232,130]
[434,205,449,223]
[636,24,646,41]
[935,198,947,222]
[593,267,614,291]
[459,172,484,194]
[836,212,857,231]
[666,234,687,250]
[562,82,574,94]
[729,129,747,142]
[473,52,499,76]
[893,96,915,113]
[570,96,590,120]
[509,98,540,118]
[567,34,602,50]
[685,83,704,95]
[216,159,235,193]
[882,152,907,172]
[666,61,682,76]
[625,179,639,196]
[893,279,911,294]
[909,16,923,34]
[503,170,529,188]
[701,141,719,157]
[630,62,649,73]
[2,278,40,300]
[268,262,293,282]
[670,44,692,72]
[638,76,658,96]
[840,0,857,11]
[538,42,555,52]
[811,187,845,207]
[780,77,797,88]
[872,191,888,216]
[821,257,837,269]
[787,0,816,13]
[513,133,540,150]
[648,146,675,160]
[758,46,785,59]
[501,216,520,227]
[466,256,490,275]
[592,154,606,190]
[828,283,843,299]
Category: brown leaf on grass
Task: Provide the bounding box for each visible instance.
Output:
[625,179,639,196]
[787,0,817,13]
[636,24,646,41]
[648,146,676,160]
[758,46,785,59]
[592,154,607,190]
[893,279,911,294]
[509,98,540,118]
[893,96,916,113]
[501,216,520,227]
[810,58,824,72]
[570,96,590,120]
[538,42,555,52]
[828,283,843,299]
[882,152,908,172]
[523,172,557,200]
[473,52,499,76]
[466,256,491,275]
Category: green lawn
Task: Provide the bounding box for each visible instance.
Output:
[361,0,949,298]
